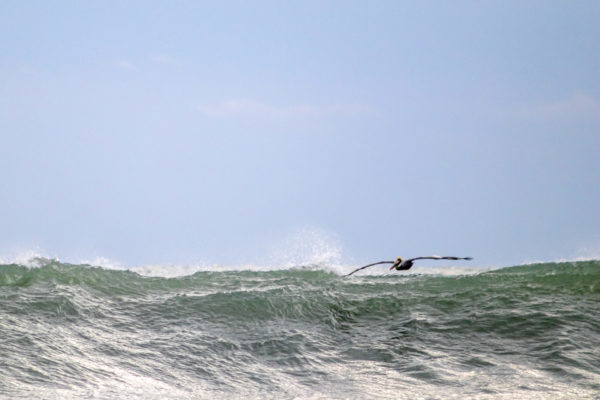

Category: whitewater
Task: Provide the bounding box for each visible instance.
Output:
[1,258,599,399]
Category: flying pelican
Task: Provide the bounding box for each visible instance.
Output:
[345,256,473,276]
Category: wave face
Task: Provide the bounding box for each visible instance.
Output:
[1,259,599,399]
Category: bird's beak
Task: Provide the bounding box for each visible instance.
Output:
[389,265,395,270]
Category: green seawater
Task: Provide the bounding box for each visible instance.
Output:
[1,259,599,399]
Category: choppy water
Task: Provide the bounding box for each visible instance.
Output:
[1,258,599,399]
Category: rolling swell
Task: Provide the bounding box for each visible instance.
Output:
[1,259,599,399]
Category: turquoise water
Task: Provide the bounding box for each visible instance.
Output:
[1,259,599,399]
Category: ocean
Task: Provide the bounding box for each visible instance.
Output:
[1,258,598,399]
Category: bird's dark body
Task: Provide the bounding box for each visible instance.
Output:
[396,260,413,270]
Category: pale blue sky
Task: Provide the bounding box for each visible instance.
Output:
[1,1,599,266]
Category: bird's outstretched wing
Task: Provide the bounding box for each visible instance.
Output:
[345,261,394,277]
[407,256,473,262]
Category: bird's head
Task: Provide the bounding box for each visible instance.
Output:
[390,257,403,270]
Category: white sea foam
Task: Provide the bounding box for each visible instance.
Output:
[4,237,567,279]
[0,250,58,268]
[342,264,493,277]
[0,250,491,278]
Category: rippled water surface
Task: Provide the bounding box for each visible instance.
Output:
[1,259,599,399]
